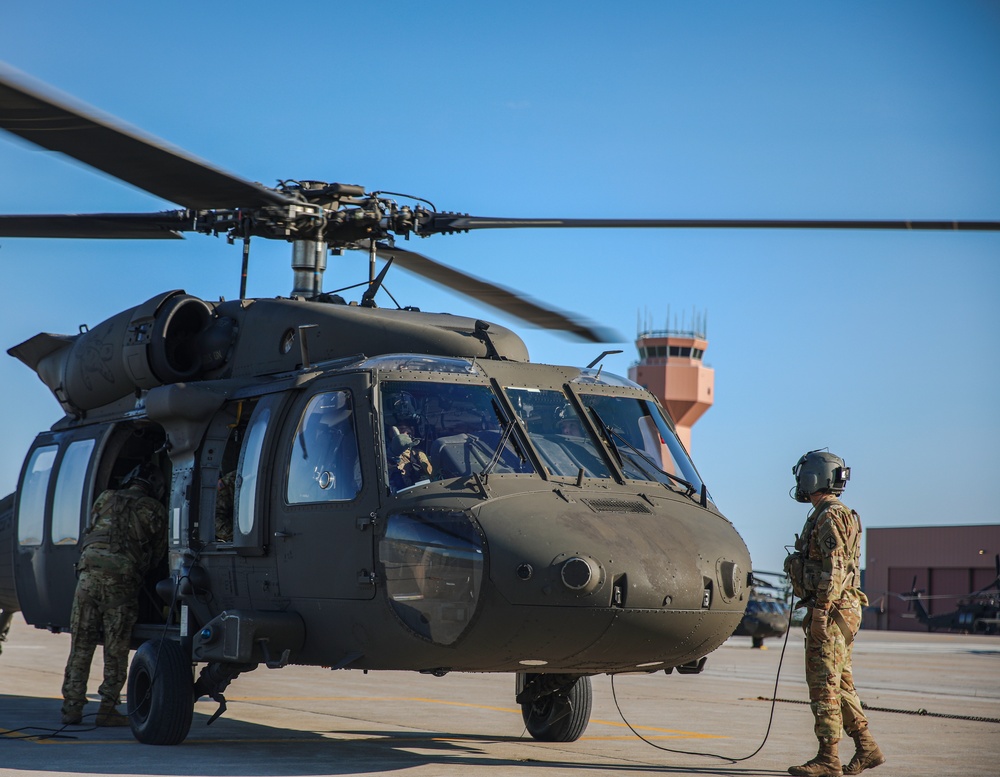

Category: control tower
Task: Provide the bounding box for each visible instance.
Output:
[628,314,713,452]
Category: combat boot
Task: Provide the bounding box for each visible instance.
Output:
[60,705,83,725]
[842,729,885,774]
[788,737,843,776]
[95,703,130,727]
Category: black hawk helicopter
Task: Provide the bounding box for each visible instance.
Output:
[731,570,792,649]
[905,555,1000,635]
[0,64,997,746]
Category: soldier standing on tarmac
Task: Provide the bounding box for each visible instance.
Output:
[784,450,886,776]
[60,462,167,727]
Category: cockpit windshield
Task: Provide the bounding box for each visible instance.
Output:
[380,380,533,493]
[504,388,612,479]
[378,375,708,501]
[579,394,706,496]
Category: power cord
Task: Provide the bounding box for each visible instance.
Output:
[611,604,795,762]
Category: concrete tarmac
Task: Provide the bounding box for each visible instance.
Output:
[0,616,997,777]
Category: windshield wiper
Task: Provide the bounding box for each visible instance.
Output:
[481,400,526,480]
[587,407,624,469]
[480,420,517,480]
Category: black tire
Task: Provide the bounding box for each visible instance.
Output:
[752,636,765,649]
[127,639,194,745]
[517,674,592,742]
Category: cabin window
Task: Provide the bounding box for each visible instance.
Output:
[51,439,95,546]
[236,406,271,536]
[18,445,57,546]
[286,391,362,503]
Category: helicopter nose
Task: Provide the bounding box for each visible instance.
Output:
[375,490,750,670]
[462,490,750,669]
[476,489,750,614]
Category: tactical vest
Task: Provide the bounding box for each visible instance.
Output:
[784,500,862,601]
[80,488,156,573]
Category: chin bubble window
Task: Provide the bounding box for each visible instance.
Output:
[381,510,484,645]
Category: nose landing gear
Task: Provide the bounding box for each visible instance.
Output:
[515,672,593,742]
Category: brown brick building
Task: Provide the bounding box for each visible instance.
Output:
[863,524,1000,631]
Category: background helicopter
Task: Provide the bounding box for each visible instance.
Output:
[0,4,996,744]
[731,570,792,649]
[904,555,1000,635]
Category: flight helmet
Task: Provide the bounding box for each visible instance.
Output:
[123,462,166,501]
[791,450,850,503]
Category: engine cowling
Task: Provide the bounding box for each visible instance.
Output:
[8,290,228,415]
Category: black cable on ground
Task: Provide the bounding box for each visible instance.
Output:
[756,696,1000,724]
[611,605,795,763]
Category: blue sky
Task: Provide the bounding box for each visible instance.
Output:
[1,2,997,580]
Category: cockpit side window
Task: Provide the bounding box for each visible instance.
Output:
[286,391,362,504]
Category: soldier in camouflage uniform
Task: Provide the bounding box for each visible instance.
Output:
[387,423,433,491]
[60,463,167,727]
[784,451,885,776]
[215,470,236,542]
[0,608,13,655]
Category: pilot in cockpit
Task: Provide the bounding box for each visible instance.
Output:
[386,393,433,491]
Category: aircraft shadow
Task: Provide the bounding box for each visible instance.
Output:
[0,693,786,776]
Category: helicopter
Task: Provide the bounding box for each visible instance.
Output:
[0,64,998,747]
[904,555,1000,635]
[731,570,791,649]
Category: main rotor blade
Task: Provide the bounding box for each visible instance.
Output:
[376,244,621,343]
[428,215,1000,233]
[0,63,290,210]
[0,212,194,239]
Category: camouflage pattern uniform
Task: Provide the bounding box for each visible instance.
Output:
[388,426,433,491]
[215,471,236,542]
[61,485,166,720]
[0,608,13,655]
[795,494,869,743]
[394,447,433,488]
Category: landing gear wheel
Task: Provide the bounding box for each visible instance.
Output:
[752,636,765,648]
[516,673,592,742]
[127,639,194,745]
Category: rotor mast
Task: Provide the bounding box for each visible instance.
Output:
[291,240,328,298]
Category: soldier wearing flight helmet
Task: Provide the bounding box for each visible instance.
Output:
[61,462,167,727]
[784,450,885,776]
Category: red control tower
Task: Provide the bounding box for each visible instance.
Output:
[628,314,713,452]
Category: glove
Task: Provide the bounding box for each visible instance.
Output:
[809,608,830,642]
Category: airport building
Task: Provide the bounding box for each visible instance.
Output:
[627,317,713,452]
[863,524,1000,632]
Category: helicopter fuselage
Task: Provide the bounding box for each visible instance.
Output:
[3,293,751,680]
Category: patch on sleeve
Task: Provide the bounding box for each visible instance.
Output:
[824,534,837,551]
